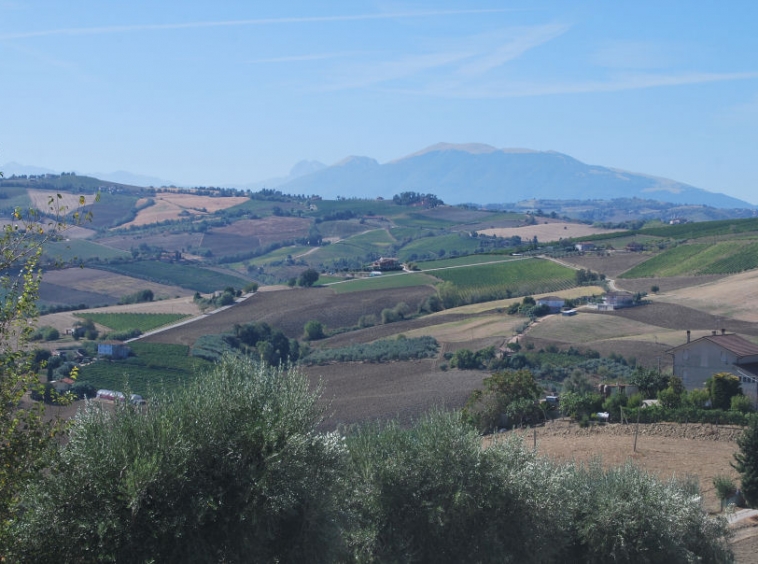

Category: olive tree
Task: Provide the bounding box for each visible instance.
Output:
[11,356,349,563]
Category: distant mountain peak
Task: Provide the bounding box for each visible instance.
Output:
[392,142,541,162]
[334,155,379,167]
[275,143,753,209]
[289,160,326,178]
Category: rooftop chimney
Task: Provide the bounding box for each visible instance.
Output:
[712,330,717,336]
[687,330,691,343]
[721,328,726,335]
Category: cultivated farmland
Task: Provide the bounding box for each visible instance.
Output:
[74,312,190,332]
[478,221,620,242]
[432,257,576,298]
[93,261,250,293]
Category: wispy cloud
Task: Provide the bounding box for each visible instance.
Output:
[394,71,758,99]
[0,9,516,40]
[457,24,570,76]
[317,24,571,92]
[591,40,681,70]
[247,52,354,64]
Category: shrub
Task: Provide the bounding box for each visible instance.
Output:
[303,320,325,341]
[12,356,348,562]
[731,394,754,413]
[709,372,742,410]
[733,417,758,508]
[713,475,737,505]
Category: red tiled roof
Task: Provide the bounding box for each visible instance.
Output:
[703,334,758,358]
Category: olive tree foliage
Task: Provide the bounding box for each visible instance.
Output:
[0,188,94,546]
[559,460,733,563]
[12,356,349,563]
[344,412,733,564]
[344,412,565,563]
[733,417,758,508]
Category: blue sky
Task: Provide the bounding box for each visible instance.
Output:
[1,1,757,203]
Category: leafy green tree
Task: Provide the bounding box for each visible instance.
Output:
[12,356,348,562]
[303,319,325,341]
[709,372,742,410]
[685,387,711,408]
[730,394,754,413]
[629,367,668,398]
[733,417,758,507]
[297,268,320,287]
[345,412,560,563]
[658,377,685,408]
[602,391,628,421]
[463,369,542,431]
[560,391,604,420]
[0,189,94,548]
[560,461,733,562]
[562,370,593,394]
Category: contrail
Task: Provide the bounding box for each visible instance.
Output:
[0,9,521,40]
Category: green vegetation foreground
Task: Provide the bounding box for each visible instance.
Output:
[10,355,733,563]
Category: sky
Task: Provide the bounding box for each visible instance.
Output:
[1,1,757,203]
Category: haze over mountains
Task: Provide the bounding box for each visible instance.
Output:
[274,143,753,209]
[5,143,754,209]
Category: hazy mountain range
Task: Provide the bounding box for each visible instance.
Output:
[273,143,753,209]
[4,143,754,209]
[1,162,173,188]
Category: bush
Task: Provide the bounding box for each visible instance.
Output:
[731,394,754,413]
[303,320,325,341]
[733,417,758,508]
[709,372,742,410]
[12,356,348,562]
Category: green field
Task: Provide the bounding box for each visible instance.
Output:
[77,342,211,395]
[433,258,577,301]
[308,199,399,217]
[620,240,758,278]
[74,312,190,332]
[94,261,249,292]
[397,233,481,261]
[417,254,517,270]
[309,229,396,263]
[392,212,460,229]
[329,272,438,294]
[44,239,130,262]
[245,244,312,266]
[0,186,32,210]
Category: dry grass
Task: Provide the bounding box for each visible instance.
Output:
[655,269,758,323]
[478,222,620,243]
[527,310,687,346]
[123,193,248,227]
[489,420,741,514]
[28,189,99,213]
[402,315,525,344]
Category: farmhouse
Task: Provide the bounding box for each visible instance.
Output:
[574,242,596,252]
[668,330,758,408]
[598,291,636,311]
[97,341,131,360]
[536,296,565,313]
[370,257,402,271]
